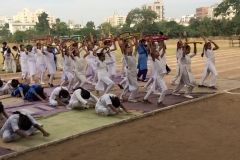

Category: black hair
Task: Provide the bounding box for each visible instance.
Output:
[74,87,90,99]
[0,102,4,113]
[35,87,44,95]
[110,96,120,108]
[139,39,146,43]
[12,46,18,50]
[184,44,191,50]
[97,49,105,58]
[7,48,11,53]
[2,42,7,45]
[20,44,24,48]
[13,111,32,131]
[0,79,3,88]
[103,41,110,45]
[36,43,41,46]
[59,89,69,98]
[159,31,164,36]
[11,79,20,88]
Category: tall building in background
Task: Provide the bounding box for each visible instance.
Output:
[141,0,164,21]
[196,7,208,19]
[104,13,126,27]
[13,8,55,27]
[206,3,219,19]
[0,15,12,27]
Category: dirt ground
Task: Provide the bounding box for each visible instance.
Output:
[8,89,240,160]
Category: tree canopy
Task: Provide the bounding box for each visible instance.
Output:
[35,12,50,33]
[214,0,240,17]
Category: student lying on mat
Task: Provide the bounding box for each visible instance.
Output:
[49,87,70,107]
[67,87,98,110]
[11,83,30,98]
[23,84,49,103]
[0,111,50,143]
[95,94,131,116]
[0,79,19,94]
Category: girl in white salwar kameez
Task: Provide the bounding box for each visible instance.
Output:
[143,41,168,107]
[17,45,28,80]
[104,40,117,80]
[198,38,219,90]
[42,45,56,87]
[171,33,184,85]
[85,43,97,85]
[60,47,74,90]
[119,37,139,103]
[70,46,88,89]
[25,45,37,84]
[34,43,46,85]
[95,94,131,116]
[172,43,197,99]
[95,49,115,95]
[67,87,99,110]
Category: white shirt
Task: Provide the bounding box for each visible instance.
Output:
[0,112,37,136]
[44,51,55,63]
[3,51,12,59]
[35,49,45,64]
[18,51,28,60]
[27,50,36,62]
[97,94,116,107]
[204,49,215,63]
[64,55,72,66]
[68,89,99,109]
[74,56,84,72]
[50,86,68,100]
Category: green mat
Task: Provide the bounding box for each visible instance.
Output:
[0,109,141,151]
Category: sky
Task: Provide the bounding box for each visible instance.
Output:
[1,0,221,26]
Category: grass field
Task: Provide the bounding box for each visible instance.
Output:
[0,39,238,75]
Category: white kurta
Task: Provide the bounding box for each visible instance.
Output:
[85,51,97,76]
[105,45,116,76]
[3,51,13,72]
[49,86,68,106]
[95,58,114,91]
[62,55,74,81]
[95,94,120,116]
[18,51,28,76]
[68,89,99,110]
[27,50,36,76]
[35,49,46,73]
[74,56,86,83]
[203,49,218,75]
[45,51,56,75]
[124,51,138,91]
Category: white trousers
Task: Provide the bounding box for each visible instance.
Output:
[4,59,12,72]
[56,54,63,70]
[171,64,180,84]
[144,74,167,103]
[199,64,218,87]
[173,78,194,95]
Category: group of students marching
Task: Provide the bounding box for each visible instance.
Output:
[0,31,219,143]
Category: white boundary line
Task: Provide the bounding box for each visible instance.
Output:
[1,86,240,160]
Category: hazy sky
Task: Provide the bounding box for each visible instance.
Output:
[1,0,220,26]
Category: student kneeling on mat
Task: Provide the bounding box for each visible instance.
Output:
[0,111,50,143]
[11,83,30,98]
[49,87,70,107]
[95,94,131,116]
[67,87,98,110]
[24,84,49,103]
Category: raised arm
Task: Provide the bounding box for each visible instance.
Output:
[209,40,219,51]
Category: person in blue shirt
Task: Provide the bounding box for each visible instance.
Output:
[11,84,30,98]
[137,39,148,82]
[23,84,49,103]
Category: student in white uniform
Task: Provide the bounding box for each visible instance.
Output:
[143,41,168,107]
[60,46,74,90]
[3,48,14,73]
[119,37,139,103]
[171,39,183,85]
[52,38,62,71]
[0,79,19,94]
[17,45,29,80]
[104,40,117,80]
[0,111,50,143]
[70,45,87,89]
[172,43,197,98]
[67,87,99,110]
[25,45,37,84]
[34,43,46,85]
[95,94,131,116]
[42,45,56,87]
[49,87,70,107]
[198,37,219,89]
[95,49,115,95]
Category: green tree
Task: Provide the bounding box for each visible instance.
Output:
[214,0,240,17]
[126,8,158,34]
[51,18,70,36]
[86,21,95,29]
[35,12,50,33]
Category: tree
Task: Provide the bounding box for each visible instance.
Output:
[214,0,240,18]
[86,21,95,29]
[126,8,158,34]
[35,12,50,33]
[51,18,70,36]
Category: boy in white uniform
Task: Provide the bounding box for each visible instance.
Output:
[143,41,168,107]
[25,45,37,84]
[95,94,131,116]
[3,49,14,73]
[198,37,219,89]
[17,45,29,80]
[49,86,70,107]
[67,87,98,110]
[0,79,19,94]
[119,36,139,103]
[0,111,50,143]
[35,43,46,85]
